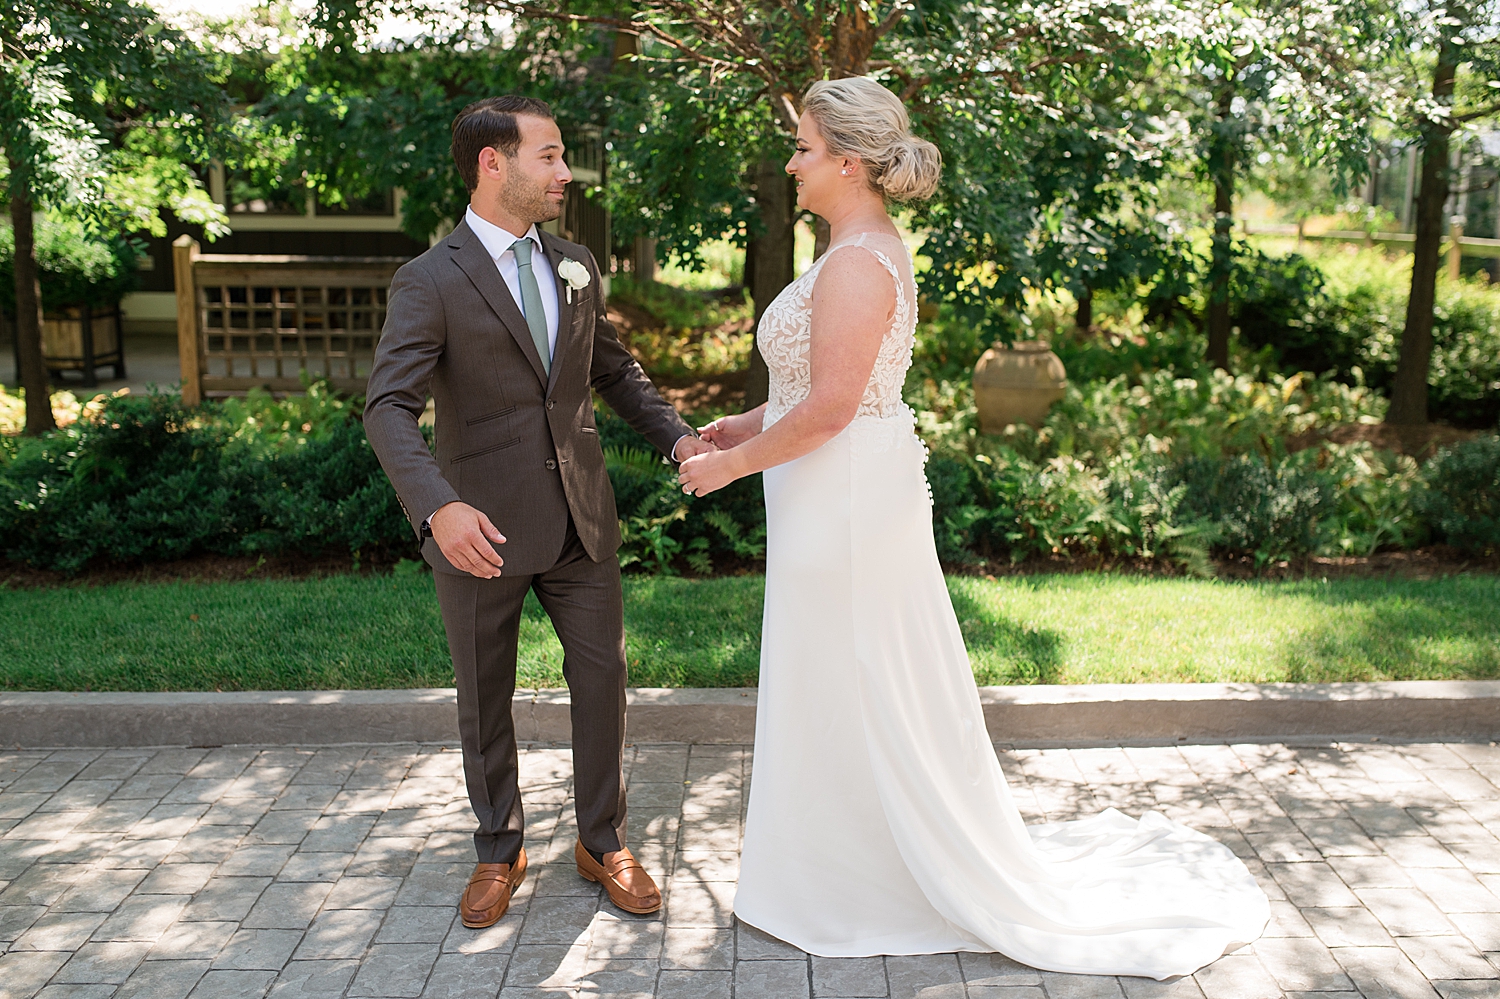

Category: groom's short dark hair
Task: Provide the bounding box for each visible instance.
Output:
[451,96,555,193]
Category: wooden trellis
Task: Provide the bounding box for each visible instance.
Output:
[172,235,410,404]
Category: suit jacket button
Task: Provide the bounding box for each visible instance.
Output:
[547,400,556,410]
[545,459,557,470]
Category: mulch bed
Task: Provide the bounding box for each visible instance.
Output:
[5,545,1494,591]
[946,546,1500,582]
[0,553,407,590]
[1286,422,1481,461]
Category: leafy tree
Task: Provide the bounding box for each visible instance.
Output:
[1157,0,1376,370]
[0,0,228,435]
[1025,77,1185,332]
[1370,0,1500,425]
[485,0,1187,404]
[223,4,608,248]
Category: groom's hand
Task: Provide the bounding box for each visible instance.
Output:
[429,502,506,578]
[672,435,718,462]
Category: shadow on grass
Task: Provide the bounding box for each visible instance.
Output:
[1278,577,1500,683]
[946,580,1065,685]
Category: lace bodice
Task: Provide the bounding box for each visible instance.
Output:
[758,232,917,429]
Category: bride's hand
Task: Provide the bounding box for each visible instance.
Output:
[698,411,761,450]
[678,449,742,497]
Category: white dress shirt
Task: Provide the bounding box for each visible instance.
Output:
[465,206,560,359]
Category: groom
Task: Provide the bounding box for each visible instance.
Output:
[364,95,711,927]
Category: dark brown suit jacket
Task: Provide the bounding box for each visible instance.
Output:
[364,219,693,577]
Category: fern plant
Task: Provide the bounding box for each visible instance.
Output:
[703,510,767,560]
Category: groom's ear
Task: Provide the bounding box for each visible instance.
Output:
[475,146,508,187]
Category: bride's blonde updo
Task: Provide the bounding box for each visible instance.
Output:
[801,77,942,202]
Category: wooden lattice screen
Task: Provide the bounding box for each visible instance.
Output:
[173,235,409,404]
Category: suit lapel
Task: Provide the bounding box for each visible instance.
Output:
[540,231,577,398]
[447,221,548,386]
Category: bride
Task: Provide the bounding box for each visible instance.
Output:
[675,77,1268,980]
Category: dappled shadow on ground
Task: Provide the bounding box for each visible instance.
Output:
[651,371,747,413]
[947,582,1065,685]
[1278,577,1500,682]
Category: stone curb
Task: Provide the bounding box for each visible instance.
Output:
[3,680,1498,748]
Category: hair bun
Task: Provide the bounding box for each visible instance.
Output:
[802,77,943,203]
[878,135,942,202]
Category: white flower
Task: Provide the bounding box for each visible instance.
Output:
[557,258,591,303]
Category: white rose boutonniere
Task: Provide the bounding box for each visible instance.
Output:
[557,258,591,303]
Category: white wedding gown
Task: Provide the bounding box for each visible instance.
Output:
[732,232,1269,980]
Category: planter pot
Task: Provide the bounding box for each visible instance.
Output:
[973,341,1067,433]
[41,304,125,387]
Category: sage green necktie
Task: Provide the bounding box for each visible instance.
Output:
[510,237,551,376]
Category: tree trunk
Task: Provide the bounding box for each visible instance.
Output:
[1076,285,1093,333]
[612,34,658,285]
[745,159,796,409]
[1387,46,1459,426]
[1205,85,1236,372]
[9,184,55,436]
[632,236,657,283]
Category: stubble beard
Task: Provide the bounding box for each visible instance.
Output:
[500,169,563,226]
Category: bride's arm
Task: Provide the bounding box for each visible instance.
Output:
[678,246,896,495]
[698,403,767,450]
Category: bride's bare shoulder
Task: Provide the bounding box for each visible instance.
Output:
[810,240,898,324]
[814,243,895,287]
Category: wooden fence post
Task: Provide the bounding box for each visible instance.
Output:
[173,235,202,406]
[1448,222,1464,282]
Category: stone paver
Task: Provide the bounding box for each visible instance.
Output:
[0,740,1497,997]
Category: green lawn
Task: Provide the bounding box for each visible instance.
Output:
[2,571,1496,692]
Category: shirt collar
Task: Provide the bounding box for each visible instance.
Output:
[465,206,543,263]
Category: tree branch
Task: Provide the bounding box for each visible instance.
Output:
[874,0,914,39]
[484,1,778,84]
[1454,99,1500,123]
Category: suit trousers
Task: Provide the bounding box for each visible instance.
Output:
[433,521,628,864]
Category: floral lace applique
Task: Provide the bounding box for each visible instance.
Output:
[759,232,916,431]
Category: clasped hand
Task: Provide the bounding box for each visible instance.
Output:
[434,426,748,578]
[678,413,758,497]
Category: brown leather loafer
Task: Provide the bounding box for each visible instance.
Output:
[459,847,528,928]
[575,841,661,914]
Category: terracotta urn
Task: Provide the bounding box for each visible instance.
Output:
[972,340,1067,433]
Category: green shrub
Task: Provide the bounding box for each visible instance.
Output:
[909,366,1430,568]
[1231,248,1365,380]
[1048,325,1207,387]
[1362,282,1500,429]
[1170,450,1339,564]
[607,276,754,378]
[2,366,1488,576]
[0,212,143,313]
[595,406,766,573]
[910,306,993,384]
[910,298,1207,391]
[1418,435,1500,553]
[0,385,412,574]
[1235,246,1500,428]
